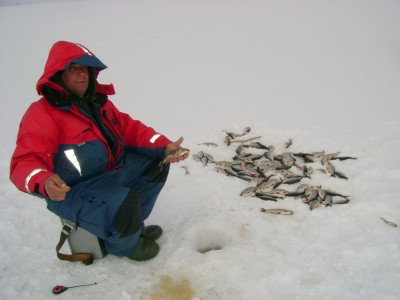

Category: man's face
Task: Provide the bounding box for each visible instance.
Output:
[61,64,89,97]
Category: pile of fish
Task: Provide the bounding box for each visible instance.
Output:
[193,127,357,211]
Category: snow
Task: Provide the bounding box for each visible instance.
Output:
[0,0,399,299]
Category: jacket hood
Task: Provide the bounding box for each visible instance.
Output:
[36,41,115,96]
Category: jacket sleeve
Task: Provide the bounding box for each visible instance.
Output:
[106,100,172,157]
[10,101,58,198]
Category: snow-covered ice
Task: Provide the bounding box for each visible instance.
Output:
[0,0,399,299]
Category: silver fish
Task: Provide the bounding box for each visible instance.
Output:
[334,171,348,180]
[302,165,313,178]
[240,186,257,197]
[192,154,202,162]
[296,184,309,193]
[264,189,291,196]
[255,194,279,202]
[322,160,335,176]
[242,126,251,135]
[323,194,333,206]
[309,199,321,210]
[317,187,327,200]
[281,153,296,168]
[201,156,209,166]
[231,136,262,144]
[214,167,230,176]
[160,147,190,166]
[260,208,294,215]
[333,156,358,161]
[322,151,340,161]
[306,189,319,202]
[203,152,214,163]
[380,218,398,228]
[325,190,350,199]
[198,142,218,147]
[214,160,232,167]
[284,138,293,149]
[256,178,281,192]
[181,166,190,175]
[236,145,245,155]
[283,176,303,185]
[332,198,350,205]
[264,151,274,161]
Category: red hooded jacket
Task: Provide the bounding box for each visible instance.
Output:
[10,41,171,198]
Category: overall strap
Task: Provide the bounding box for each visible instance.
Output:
[56,222,94,265]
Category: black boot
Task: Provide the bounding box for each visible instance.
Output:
[128,237,159,261]
[141,225,163,241]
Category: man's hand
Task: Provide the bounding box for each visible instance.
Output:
[44,174,70,201]
[165,137,190,163]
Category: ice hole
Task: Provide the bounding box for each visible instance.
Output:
[192,226,231,254]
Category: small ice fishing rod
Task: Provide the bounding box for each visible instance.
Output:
[52,282,98,295]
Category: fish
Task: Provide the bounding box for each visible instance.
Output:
[260,208,294,215]
[284,138,293,149]
[309,199,321,210]
[325,190,350,199]
[317,187,327,200]
[264,151,274,161]
[202,152,214,163]
[333,156,358,161]
[237,174,255,182]
[201,156,210,166]
[334,171,348,180]
[322,152,341,161]
[214,161,232,167]
[332,198,350,205]
[233,154,255,164]
[198,142,218,147]
[255,142,270,150]
[256,178,282,192]
[181,166,190,175]
[302,165,313,178]
[160,147,190,166]
[296,184,309,193]
[223,130,239,139]
[306,189,319,202]
[240,186,257,197]
[192,154,202,162]
[264,189,291,196]
[255,195,279,202]
[216,166,237,177]
[380,218,398,228]
[277,169,298,178]
[323,194,333,206]
[235,145,245,155]
[282,176,304,185]
[285,191,306,197]
[193,127,355,212]
[281,153,296,168]
[322,160,336,176]
[243,142,269,150]
[231,136,262,144]
[242,126,251,135]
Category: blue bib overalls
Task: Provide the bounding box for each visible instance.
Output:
[46,152,169,256]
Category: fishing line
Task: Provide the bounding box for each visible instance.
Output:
[52,282,98,295]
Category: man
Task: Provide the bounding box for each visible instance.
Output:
[10,41,189,261]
